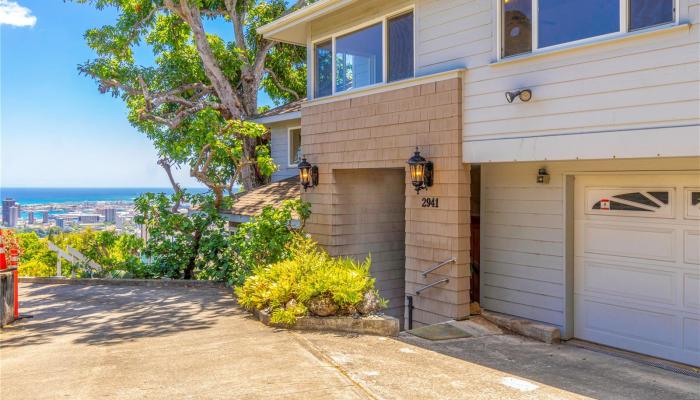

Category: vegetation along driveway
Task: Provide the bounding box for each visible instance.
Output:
[1,283,697,400]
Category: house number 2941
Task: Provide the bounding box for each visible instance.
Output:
[421,197,439,208]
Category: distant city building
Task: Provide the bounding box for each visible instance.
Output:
[56,218,67,229]
[27,211,35,224]
[42,212,49,224]
[104,208,116,223]
[2,198,17,227]
[79,214,101,224]
[7,206,19,227]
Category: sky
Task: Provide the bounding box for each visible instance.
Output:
[0,0,275,188]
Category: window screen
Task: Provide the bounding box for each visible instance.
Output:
[630,0,674,31]
[502,0,532,57]
[388,12,414,82]
[314,40,332,98]
[538,0,619,48]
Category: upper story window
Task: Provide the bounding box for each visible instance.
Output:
[336,23,383,92]
[314,10,414,98]
[388,12,414,82]
[315,41,333,98]
[288,127,302,167]
[501,0,676,58]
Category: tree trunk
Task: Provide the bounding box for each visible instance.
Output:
[184,229,203,280]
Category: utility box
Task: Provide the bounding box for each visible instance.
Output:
[0,268,17,327]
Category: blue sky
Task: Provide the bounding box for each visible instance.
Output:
[1,0,275,188]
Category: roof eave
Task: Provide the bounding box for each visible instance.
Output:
[249,111,302,125]
[258,0,358,45]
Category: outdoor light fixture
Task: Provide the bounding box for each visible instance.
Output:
[298,157,319,191]
[407,147,434,194]
[505,89,532,103]
[537,167,550,184]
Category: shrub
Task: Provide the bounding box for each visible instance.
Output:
[235,235,386,325]
[18,259,54,277]
[232,199,311,274]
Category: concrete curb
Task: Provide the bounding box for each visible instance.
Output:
[481,310,561,344]
[252,308,400,337]
[19,276,230,289]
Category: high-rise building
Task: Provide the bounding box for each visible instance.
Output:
[28,211,35,224]
[79,214,101,224]
[7,206,19,228]
[56,218,67,229]
[42,212,49,224]
[2,198,17,227]
[104,208,116,223]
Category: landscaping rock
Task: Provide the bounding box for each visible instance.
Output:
[357,290,381,315]
[308,296,338,317]
[255,308,399,336]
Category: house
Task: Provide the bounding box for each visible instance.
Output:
[259,0,700,367]
[226,100,304,227]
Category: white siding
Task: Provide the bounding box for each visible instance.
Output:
[412,0,700,162]
[269,120,301,182]
[481,158,700,328]
[415,0,493,74]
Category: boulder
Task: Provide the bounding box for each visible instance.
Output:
[308,296,338,317]
[357,290,381,315]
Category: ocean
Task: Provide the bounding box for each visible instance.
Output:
[0,187,210,205]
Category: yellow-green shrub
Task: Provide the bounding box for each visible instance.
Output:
[235,234,386,325]
[19,259,55,277]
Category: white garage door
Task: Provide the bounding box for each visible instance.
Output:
[575,174,700,367]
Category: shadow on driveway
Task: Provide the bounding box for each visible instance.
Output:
[399,331,700,400]
[1,283,241,348]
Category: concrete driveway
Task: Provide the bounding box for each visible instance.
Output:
[1,283,698,400]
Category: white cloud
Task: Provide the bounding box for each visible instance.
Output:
[0,0,36,27]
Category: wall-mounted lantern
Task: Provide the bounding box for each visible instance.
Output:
[537,167,550,184]
[298,157,319,191]
[407,147,434,194]
[505,89,532,103]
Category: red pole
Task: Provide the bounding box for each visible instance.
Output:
[9,247,19,319]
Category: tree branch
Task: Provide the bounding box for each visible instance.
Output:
[224,0,248,64]
[252,40,275,82]
[264,68,300,101]
[165,0,243,119]
[158,158,184,212]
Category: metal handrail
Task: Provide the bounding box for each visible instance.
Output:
[415,278,449,296]
[421,257,456,277]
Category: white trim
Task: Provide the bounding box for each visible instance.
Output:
[310,5,415,100]
[496,0,681,61]
[304,68,464,107]
[382,18,388,85]
[287,126,302,168]
[250,111,301,125]
[532,0,539,51]
[258,0,357,45]
[462,124,700,163]
[492,22,689,66]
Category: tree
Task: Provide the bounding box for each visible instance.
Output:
[76,0,310,208]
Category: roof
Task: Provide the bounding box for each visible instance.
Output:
[227,177,300,218]
[258,0,358,45]
[250,99,305,125]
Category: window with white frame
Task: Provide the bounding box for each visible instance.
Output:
[336,23,383,93]
[501,0,676,58]
[314,10,414,98]
[288,127,302,167]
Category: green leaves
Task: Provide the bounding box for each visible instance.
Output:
[75,0,311,193]
[17,229,145,278]
[235,234,386,325]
